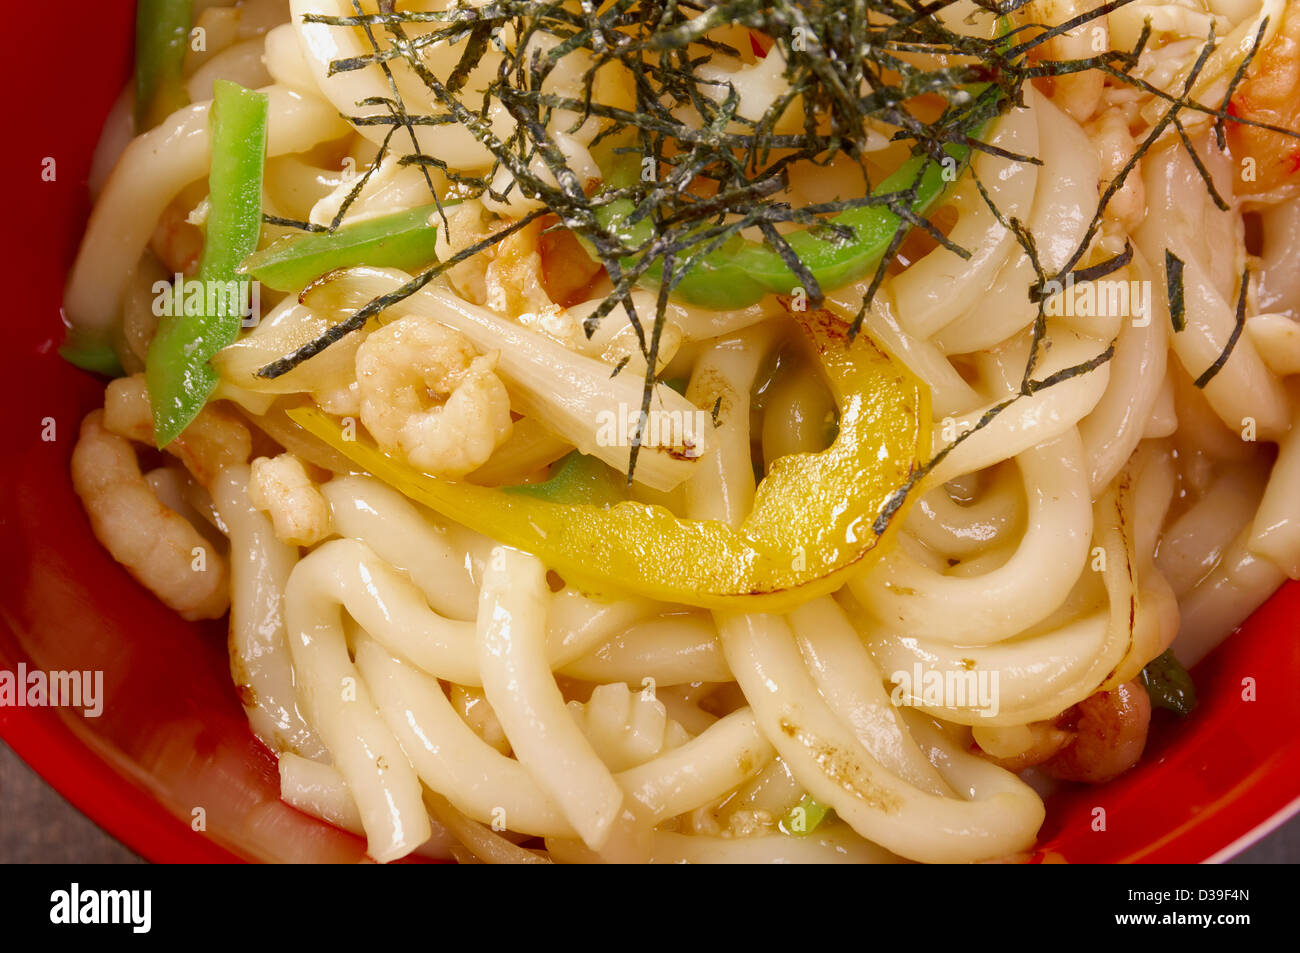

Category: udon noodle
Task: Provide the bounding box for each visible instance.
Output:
[62,0,1300,863]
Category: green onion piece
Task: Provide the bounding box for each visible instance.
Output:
[504,452,626,507]
[134,0,192,132]
[146,80,268,447]
[1140,649,1198,716]
[239,203,454,292]
[59,330,124,377]
[779,795,832,836]
[661,376,689,396]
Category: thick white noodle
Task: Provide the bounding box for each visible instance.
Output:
[476,546,625,849]
[1136,142,1289,439]
[211,465,326,759]
[557,613,732,684]
[1250,418,1300,578]
[935,92,1097,355]
[283,546,432,862]
[356,629,772,834]
[891,91,1041,339]
[290,0,510,169]
[1175,526,1287,667]
[277,752,457,859]
[716,612,1044,864]
[927,332,1112,482]
[1078,252,1170,493]
[790,598,954,796]
[549,823,899,864]
[851,433,1093,643]
[281,534,650,685]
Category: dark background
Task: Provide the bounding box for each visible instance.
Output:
[2,740,1294,863]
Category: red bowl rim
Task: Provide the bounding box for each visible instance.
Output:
[4,611,1299,864]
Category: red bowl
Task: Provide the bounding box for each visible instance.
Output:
[2,2,1298,864]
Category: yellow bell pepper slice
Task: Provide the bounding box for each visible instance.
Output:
[289,305,929,611]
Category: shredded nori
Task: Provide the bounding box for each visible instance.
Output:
[1193,267,1250,388]
[253,0,1294,490]
[263,213,331,233]
[1165,249,1186,333]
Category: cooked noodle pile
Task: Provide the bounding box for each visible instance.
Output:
[63,0,1300,862]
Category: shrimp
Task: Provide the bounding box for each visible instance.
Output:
[433,200,494,305]
[149,183,207,276]
[539,225,604,308]
[973,721,1075,772]
[483,216,554,318]
[1025,0,1106,123]
[103,374,251,487]
[446,209,613,352]
[1041,680,1152,783]
[248,453,331,547]
[71,411,230,621]
[1087,105,1146,231]
[354,314,513,478]
[1228,2,1300,200]
[481,217,587,347]
[313,379,361,417]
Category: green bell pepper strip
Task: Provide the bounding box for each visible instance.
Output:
[505,451,627,507]
[146,80,268,448]
[135,0,192,132]
[60,330,125,377]
[1139,649,1198,716]
[287,302,929,611]
[779,795,832,836]
[239,202,456,292]
[228,108,993,313]
[595,142,973,311]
